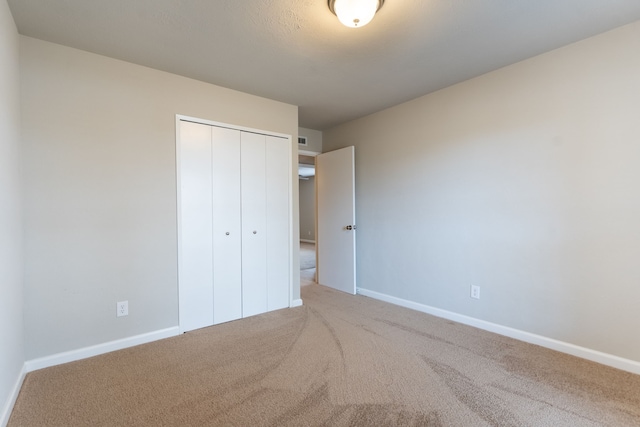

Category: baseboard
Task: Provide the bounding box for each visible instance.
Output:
[290,298,304,308]
[25,327,180,373]
[1,364,26,427]
[300,239,315,244]
[356,287,640,375]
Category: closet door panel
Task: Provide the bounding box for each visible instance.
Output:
[266,136,290,310]
[178,121,214,332]
[241,132,268,317]
[212,127,243,324]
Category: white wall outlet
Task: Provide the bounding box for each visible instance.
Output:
[470,285,480,300]
[117,300,128,317]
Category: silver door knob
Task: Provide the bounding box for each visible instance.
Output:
[253,230,257,234]
[225,232,230,235]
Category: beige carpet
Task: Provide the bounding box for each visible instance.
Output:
[9,284,640,426]
[300,241,316,283]
[300,241,316,270]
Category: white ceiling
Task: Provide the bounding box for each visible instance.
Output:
[8,0,640,130]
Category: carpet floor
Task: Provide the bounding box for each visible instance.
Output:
[9,284,640,426]
[300,241,316,270]
[300,241,316,283]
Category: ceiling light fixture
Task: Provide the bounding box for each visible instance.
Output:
[328,0,385,28]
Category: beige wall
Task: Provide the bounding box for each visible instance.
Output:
[298,127,320,242]
[0,0,24,420]
[324,21,640,363]
[298,127,322,153]
[20,36,299,360]
[299,176,316,241]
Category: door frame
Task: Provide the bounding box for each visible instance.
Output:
[298,147,357,295]
[175,114,295,333]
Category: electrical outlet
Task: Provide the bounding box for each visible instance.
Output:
[470,285,480,300]
[117,300,128,317]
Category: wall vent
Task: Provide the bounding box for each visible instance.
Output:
[298,136,308,146]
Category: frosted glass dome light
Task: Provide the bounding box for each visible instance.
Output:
[328,0,385,28]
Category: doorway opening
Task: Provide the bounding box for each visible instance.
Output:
[298,154,316,286]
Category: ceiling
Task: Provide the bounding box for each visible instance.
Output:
[8,0,640,130]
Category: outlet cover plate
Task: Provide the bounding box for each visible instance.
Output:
[470,285,480,299]
[117,300,129,317]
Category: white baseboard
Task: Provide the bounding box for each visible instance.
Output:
[357,287,640,375]
[300,239,315,244]
[1,364,26,427]
[25,327,180,373]
[290,298,304,308]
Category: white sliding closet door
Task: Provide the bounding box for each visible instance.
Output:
[266,136,290,311]
[178,121,214,332]
[241,132,268,317]
[212,127,242,324]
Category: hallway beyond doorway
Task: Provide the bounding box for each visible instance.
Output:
[300,242,315,284]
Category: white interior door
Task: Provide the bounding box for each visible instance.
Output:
[178,116,292,331]
[265,135,290,311]
[212,127,242,324]
[241,132,268,317]
[316,146,356,294]
[178,121,214,331]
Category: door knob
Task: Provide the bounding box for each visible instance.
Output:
[253,230,257,234]
[225,232,230,236]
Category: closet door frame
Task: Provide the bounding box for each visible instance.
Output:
[176,114,293,333]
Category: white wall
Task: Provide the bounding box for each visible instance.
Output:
[299,176,316,241]
[0,0,24,422]
[20,36,299,360]
[324,21,640,363]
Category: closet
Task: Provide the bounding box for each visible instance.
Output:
[177,118,291,332]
